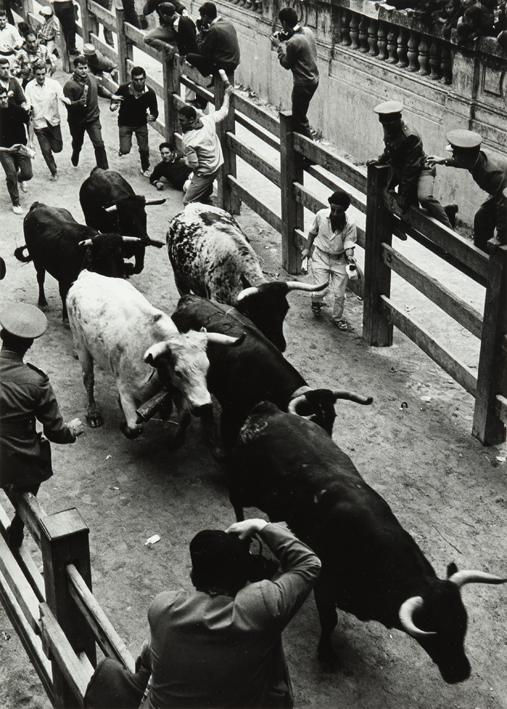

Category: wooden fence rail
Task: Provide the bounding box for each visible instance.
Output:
[0,493,135,707]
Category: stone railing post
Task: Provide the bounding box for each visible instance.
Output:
[473,244,507,445]
[362,164,394,346]
[279,110,304,274]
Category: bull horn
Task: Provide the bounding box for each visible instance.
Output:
[121,236,143,243]
[104,204,118,213]
[332,390,374,405]
[287,394,308,416]
[448,570,507,588]
[78,239,93,247]
[146,238,165,248]
[205,332,245,346]
[236,286,259,303]
[144,197,166,206]
[285,280,328,292]
[398,596,436,638]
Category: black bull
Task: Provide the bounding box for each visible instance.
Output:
[229,402,506,684]
[79,168,165,274]
[172,295,372,449]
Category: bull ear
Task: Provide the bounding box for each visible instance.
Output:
[447,562,458,578]
[144,341,170,366]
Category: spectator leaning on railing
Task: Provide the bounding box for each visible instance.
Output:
[186,1,240,84]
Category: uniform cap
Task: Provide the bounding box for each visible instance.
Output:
[39,5,53,15]
[328,187,351,210]
[83,43,97,56]
[446,129,482,149]
[373,100,404,116]
[0,302,47,339]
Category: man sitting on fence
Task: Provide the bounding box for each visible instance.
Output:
[177,77,233,205]
[427,129,507,252]
[0,303,83,552]
[368,100,457,229]
[186,1,240,85]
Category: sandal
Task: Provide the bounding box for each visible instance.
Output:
[334,319,353,331]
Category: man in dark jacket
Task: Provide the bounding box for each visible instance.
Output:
[369,100,454,227]
[144,1,197,55]
[149,140,191,190]
[63,54,114,169]
[0,303,83,550]
[111,65,158,176]
[271,6,319,140]
[186,1,240,83]
[0,84,32,214]
[428,128,507,250]
[139,518,321,709]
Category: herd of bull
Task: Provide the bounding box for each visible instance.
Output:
[13,167,506,686]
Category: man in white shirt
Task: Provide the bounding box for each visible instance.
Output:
[178,81,232,204]
[25,62,70,180]
[0,10,22,63]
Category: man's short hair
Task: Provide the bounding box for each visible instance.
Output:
[0,10,7,17]
[179,104,197,121]
[199,1,217,19]
[0,57,10,66]
[190,530,250,594]
[25,30,37,40]
[33,60,46,73]
[73,55,88,67]
[159,141,172,151]
[278,7,298,27]
[131,65,146,78]
[157,1,175,16]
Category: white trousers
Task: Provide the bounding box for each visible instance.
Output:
[310,248,348,321]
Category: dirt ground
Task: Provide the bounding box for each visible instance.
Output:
[0,70,506,709]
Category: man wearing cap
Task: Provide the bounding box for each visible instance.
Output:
[37,5,60,57]
[301,187,357,331]
[0,303,83,550]
[370,100,455,228]
[139,517,320,709]
[110,65,158,177]
[427,129,507,251]
[83,43,118,81]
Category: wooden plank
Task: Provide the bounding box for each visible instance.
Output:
[402,207,489,283]
[0,571,53,704]
[123,23,165,61]
[293,133,367,194]
[305,163,367,214]
[381,297,477,396]
[235,112,279,151]
[0,502,45,600]
[279,111,303,274]
[40,603,91,706]
[67,564,135,673]
[179,74,214,103]
[87,0,116,32]
[114,5,128,84]
[89,33,118,65]
[226,133,280,186]
[0,533,42,635]
[392,219,488,287]
[382,243,483,339]
[233,93,279,138]
[228,175,282,233]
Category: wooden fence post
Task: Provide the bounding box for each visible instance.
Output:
[214,75,240,214]
[362,163,394,346]
[473,244,507,445]
[78,0,94,44]
[163,51,181,143]
[115,3,128,84]
[40,509,96,707]
[279,110,303,274]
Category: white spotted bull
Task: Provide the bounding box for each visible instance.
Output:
[67,271,240,445]
[167,203,326,351]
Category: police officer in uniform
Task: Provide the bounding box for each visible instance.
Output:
[369,100,456,228]
[0,302,83,550]
[428,129,507,252]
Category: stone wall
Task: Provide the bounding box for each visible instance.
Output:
[188,0,507,224]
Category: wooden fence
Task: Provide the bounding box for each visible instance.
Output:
[19,0,507,446]
[0,492,135,707]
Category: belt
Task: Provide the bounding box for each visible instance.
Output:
[315,247,345,259]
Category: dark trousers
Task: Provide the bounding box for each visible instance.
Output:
[0,151,32,205]
[185,54,236,84]
[119,124,149,170]
[122,0,140,27]
[5,483,40,549]
[474,193,507,252]
[94,0,114,45]
[35,123,63,176]
[54,0,77,54]
[291,80,318,139]
[69,118,108,168]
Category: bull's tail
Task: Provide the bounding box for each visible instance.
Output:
[14,246,32,262]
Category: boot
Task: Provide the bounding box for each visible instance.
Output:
[94,146,109,170]
[444,203,459,229]
[5,516,24,551]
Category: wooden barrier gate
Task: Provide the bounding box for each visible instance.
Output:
[0,493,135,707]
